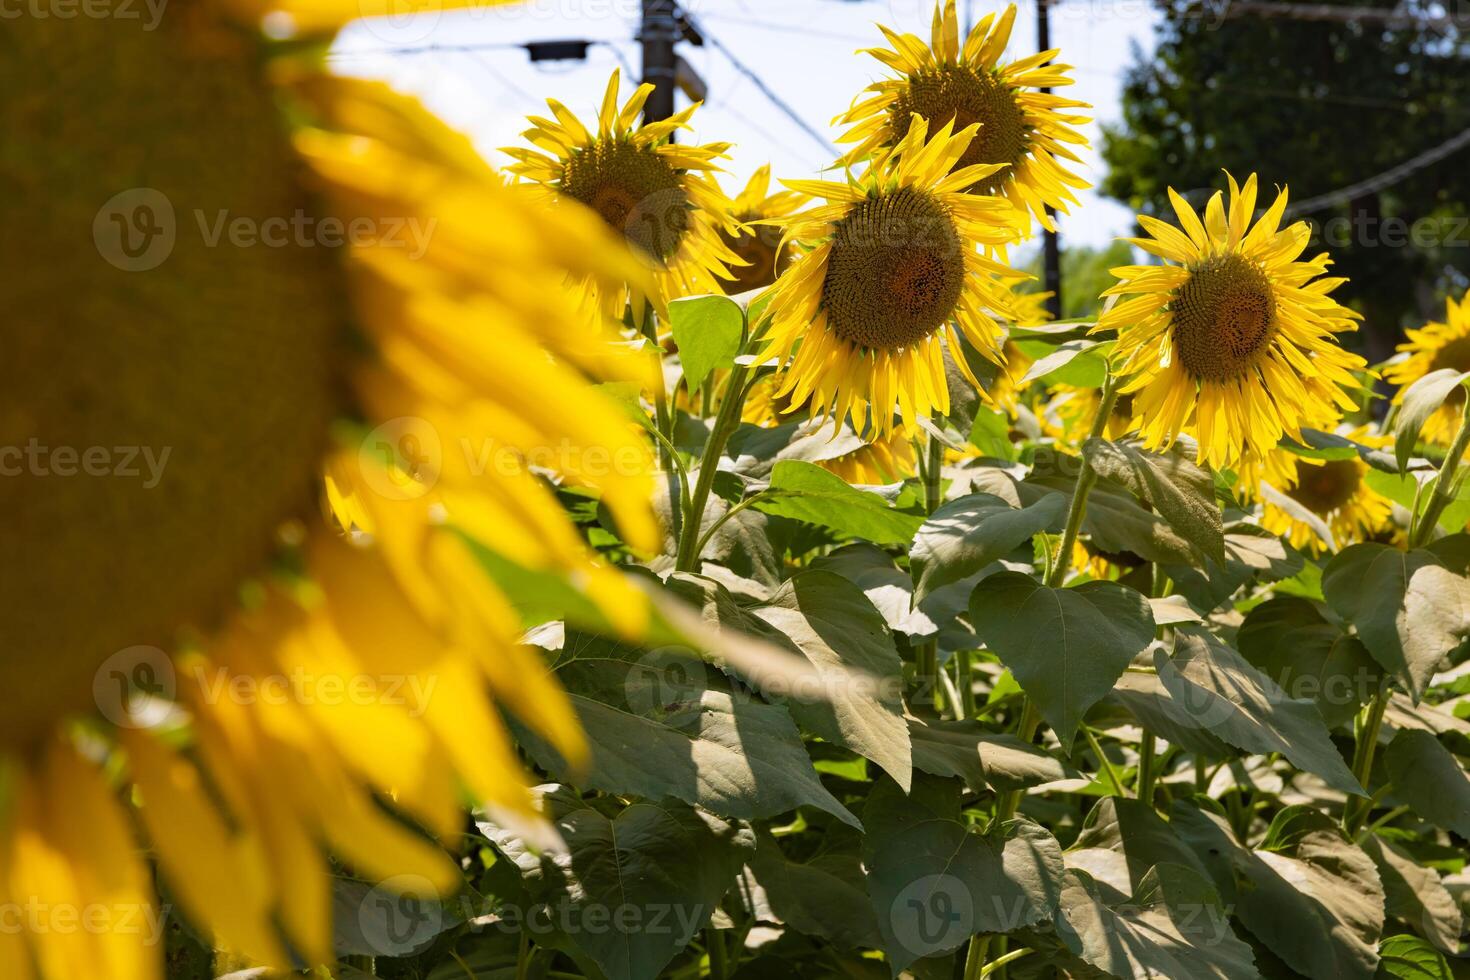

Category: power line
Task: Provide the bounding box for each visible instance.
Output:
[698,26,841,157]
[1207,0,1470,29]
[1283,123,1470,216]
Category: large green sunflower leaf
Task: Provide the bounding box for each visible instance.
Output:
[752,460,924,545]
[1322,543,1470,700]
[1393,368,1470,471]
[1237,596,1382,728]
[1156,628,1361,794]
[969,572,1155,747]
[1374,935,1453,979]
[477,789,753,980]
[1056,864,1260,980]
[909,491,1068,601]
[1383,729,1470,839]
[668,293,743,393]
[1082,438,1225,563]
[1172,802,1384,980]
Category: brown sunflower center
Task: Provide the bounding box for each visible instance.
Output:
[0,17,347,746]
[888,64,1030,194]
[561,139,689,262]
[822,188,965,351]
[1428,335,1470,407]
[1171,254,1277,382]
[719,220,789,295]
[1287,458,1361,515]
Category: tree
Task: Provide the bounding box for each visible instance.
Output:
[1101,0,1470,363]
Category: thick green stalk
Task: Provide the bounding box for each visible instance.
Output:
[675,364,754,571]
[992,371,1120,827]
[917,424,948,711]
[1409,398,1470,549]
[1344,677,1391,835]
[1137,731,1157,805]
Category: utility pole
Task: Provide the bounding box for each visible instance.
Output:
[640,0,679,124]
[1036,0,1063,320]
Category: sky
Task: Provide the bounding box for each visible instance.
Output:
[328,0,1162,248]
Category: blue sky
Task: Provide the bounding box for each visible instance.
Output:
[330,0,1161,248]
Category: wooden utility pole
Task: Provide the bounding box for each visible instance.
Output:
[1037,0,1063,319]
[640,0,679,124]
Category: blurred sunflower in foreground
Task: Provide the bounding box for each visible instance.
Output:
[719,165,806,295]
[1,5,657,976]
[836,0,1091,236]
[1385,290,1470,446]
[759,117,1026,438]
[1251,427,1395,554]
[506,69,743,320]
[1099,173,1368,473]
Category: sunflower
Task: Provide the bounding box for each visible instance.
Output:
[3,7,658,976]
[759,116,1027,438]
[835,0,1091,236]
[719,165,806,295]
[1098,173,1368,473]
[506,70,743,320]
[1385,290,1470,446]
[1252,427,1395,554]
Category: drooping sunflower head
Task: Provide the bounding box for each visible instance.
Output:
[717,165,806,295]
[1252,427,1394,554]
[506,69,744,318]
[4,6,657,975]
[836,0,1091,236]
[759,116,1028,437]
[1098,173,1369,472]
[1385,291,1470,445]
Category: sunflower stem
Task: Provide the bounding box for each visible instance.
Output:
[640,308,674,465]
[1344,676,1391,836]
[992,370,1120,826]
[1409,398,1470,549]
[675,328,758,572]
[919,422,948,711]
[1084,727,1129,797]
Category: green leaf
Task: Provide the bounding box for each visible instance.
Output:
[908,717,1079,793]
[332,876,464,959]
[727,418,867,479]
[524,654,861,828]
[1082,438,1226,563]
[969,572,1155,746]
[1164,525,1306,613]
[754,460,924,545]
[968,404,1017,461]
[1107,671,1232,759]
[1394,368,1470,471]
[1359,835,1463,954]
[1374,935,1453,979]
[1025,472,1201,566]
[910,492,1068,600]
[1238,596,1382,728]
[1383,729,1470,838]
[1056,864,1261,980]
[1364,469,1470,534]
[1172,802,1384,980]
[668,293,743,393]
[747,570,911,788]
[866,815,1065,972]
[739,832,882,950]
[1322,544,1470,700]
[477,790,753,980]
[1069,797,1213,895]
[1289,428,1400,473]
[1157,628,1362,794]
[1015,337,1111,387]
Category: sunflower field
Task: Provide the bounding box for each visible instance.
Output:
[8,0,1470,979]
